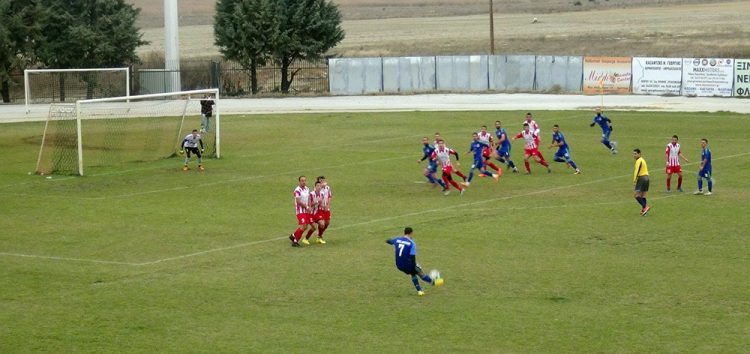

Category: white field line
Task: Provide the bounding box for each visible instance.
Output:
[2,151,746,266]
[0,252,140,266]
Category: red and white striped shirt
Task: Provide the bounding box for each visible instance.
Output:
[665,142,683,167]
[318,185,332,211]
[311,190,323,214]
[515,130,539,150]
[431,146,457,168]
[293,186,310,215]
[478,131,493,146]
[524,119,540,135]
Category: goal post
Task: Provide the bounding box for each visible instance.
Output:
[35,88,220,176]
[24,67,130,113]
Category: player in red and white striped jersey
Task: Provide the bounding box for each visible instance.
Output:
[523,112,541,145]
[431,139,465,195]
[313,176,332,243]
[665,135,689,192]
[289,176,315,247]
[303,180,328,244]
[433,132,468,182]
[477,125,503,177]
[512,123,551,174]
[477,125,494,147]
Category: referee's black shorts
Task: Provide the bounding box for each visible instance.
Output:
[186,147,201,158]
[635,175,650,192]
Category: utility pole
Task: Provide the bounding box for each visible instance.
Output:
[489,0,495,54]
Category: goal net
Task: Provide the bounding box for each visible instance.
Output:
[35,89,220,176]
[24,68,130,113]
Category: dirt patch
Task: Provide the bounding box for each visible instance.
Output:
[136,2,750,59]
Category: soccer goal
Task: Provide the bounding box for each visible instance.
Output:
[24,67,130,113]
[35,88,220,176]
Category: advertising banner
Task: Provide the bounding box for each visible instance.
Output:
[583,56,632,94]
[735,59,750,97]
[632,57,682,95]
[681,58,733,97]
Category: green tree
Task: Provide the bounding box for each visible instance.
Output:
[37,0,147,100]
[214,0,275,95]
[270,0,344,93]
[0,0,42,103]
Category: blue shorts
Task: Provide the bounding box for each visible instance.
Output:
[602,129,612,141]
[427,161,438,173]
[397,263,422,276]
[472,157,485,169]
[698,169,712,179]
[496,148,510,159]
[554,148,571,160]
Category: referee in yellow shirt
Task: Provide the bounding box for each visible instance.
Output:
[633,148,650,216]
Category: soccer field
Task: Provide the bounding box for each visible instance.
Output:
[1,110,749,352]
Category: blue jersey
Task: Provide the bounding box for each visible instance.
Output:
[469,141,485,162]
[495,128,511,151]
[420,143,436,161]
[386,236,417,271]
[701,147,712,171]
[592,114,611,132]
[552,131,569,151]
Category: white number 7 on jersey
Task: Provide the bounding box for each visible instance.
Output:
[397,243,405,256]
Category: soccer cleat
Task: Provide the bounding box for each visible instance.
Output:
[316,237,326,244]
[182,166,189,171]
[461,181,470,187]
[678,188,683,192]
[291,242,301,247]
[666,189,671,193]
[640,205,650,216]
[198,165,205,171]
[434,278,444,287]
[693,190,704,195]
[443,189,450,196]
[417,290,425,296]
[301,238,310,246]
[493,173,500,182]
[574,169,581,174]
[460,188,465,196]
[289,234,295,241]
[512,167,519,173]
[704,191,712,196]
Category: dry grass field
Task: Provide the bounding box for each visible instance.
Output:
[132,1,750,59]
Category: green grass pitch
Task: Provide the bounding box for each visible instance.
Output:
[1,110,749,352]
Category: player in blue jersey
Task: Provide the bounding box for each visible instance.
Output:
[494,120,518,173]
[548,124,581,174]
[417,137,446,189]
[589,109,618,154]
[694,138,713,195]
[463,133,499,186]
[385,227,444,296]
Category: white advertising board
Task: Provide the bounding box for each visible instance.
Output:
[632,57,682,95]
[681,58,733,97]
[734,59,750,97]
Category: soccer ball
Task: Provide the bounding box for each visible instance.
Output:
[429,269,441,280]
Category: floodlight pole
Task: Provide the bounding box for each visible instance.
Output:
[164,0,181,92]
[489,0,495,55]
